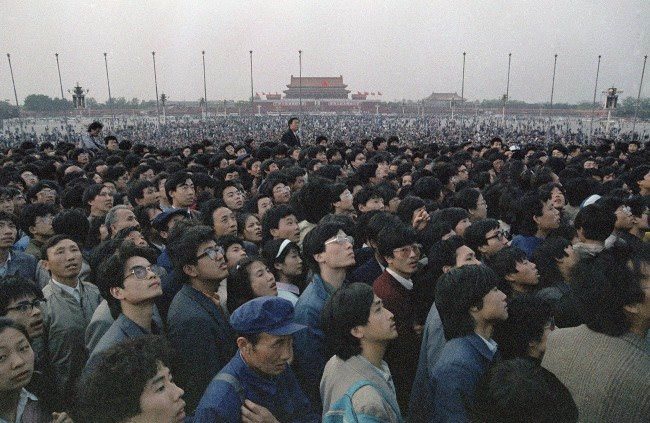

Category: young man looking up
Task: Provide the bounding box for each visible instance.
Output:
[166,225,237,414]
[430,264,508,422]
[464,218,509,261]
[321,283,402,421]
[293,223,356,412]
[40,235,102,409]
[20,203,56,260]
[88,245,163,364]
[201,198,239,238]
[165,171,196,211]
[83,184,114,220]
[486,246,539,298]
[372,223,422,413]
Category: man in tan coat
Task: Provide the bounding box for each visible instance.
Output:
[320,283,402,422]
[542,245,650,422]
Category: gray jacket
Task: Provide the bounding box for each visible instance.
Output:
[42,279,101,407]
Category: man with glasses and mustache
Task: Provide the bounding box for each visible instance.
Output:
[86,245,164,367]
[372,223,423,413]
[166,225,237,415]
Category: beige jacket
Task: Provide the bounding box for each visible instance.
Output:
[542,324,650,423]
[320,355,402,422]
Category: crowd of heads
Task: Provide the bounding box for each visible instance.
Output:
[0,117,648,422]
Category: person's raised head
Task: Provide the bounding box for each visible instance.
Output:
[74,336,185,423]
[40,234,83,286]
[533,237,578,288]
[226,256,277,312]
[322,282,397,361]
[164,171,195,208]
[435,264,506,340]
[167,224,226,286]
[261,204,300,244]
[84,183,115,217]
[230,296,305,377]
[0,276,45,339]
[215,235,248,270]
[302,222,354,275]
[485,246,538,297]
[573,203,615,243]
[464,218,507,259]
[104,205,139,238]
[376,224,420,278]
[96,244,162,319]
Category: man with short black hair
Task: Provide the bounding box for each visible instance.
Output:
[165,171,196,211]
[485,246,539,298]
[372,224,422,412]
[0,212,37,281]
[281,117,301,147]
[261,204,300,244]
[320,283,402,421]
[464,218,508,260]
[573,203,615,258]
[21,203,56,260]
[294,223,356,412]
[40,234,102,408]
[127,179,159,207]
[166,225,237,413]
[80,121,104,151]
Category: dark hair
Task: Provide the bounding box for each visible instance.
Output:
[287,117,298,126]
[87,121,103,132]
[322,283,375,360]
[164,171,193,202]
[376,223,416,259]
[573,204,615,242]
[52,208,89,248]
[412,176,443,202]
[261,238,301,278]
[430,207,470,231]
[40,234,78,261]
[511,192,546,236]
[452,187,482,212]
[572,243,649,336]
[302,222,344,273]
[82,183,107,208]
[261,204,296,243]
[127,180,156,206]
[471,358,578,423]
[166,225,215,284]
[96,244,159,319]
[484,246,529,297]
[20,203,56,236]
[352,186,382,212]
[0,317,31,345]
[74,336,173,423]
[226,256,269,312]
[104,135,117,145]
[464,218,501,258]
[493,294,553,360]
[395,196,426,226]
[533,237,572,288]
[435,264,499,340]
[0,275,43,316]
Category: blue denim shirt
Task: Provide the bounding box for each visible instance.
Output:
[292,273,334,412]
[430,333,499,422]
[193,352,318,423]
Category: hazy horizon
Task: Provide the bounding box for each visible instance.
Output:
[1,1,648,105]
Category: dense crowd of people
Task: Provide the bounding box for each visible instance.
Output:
[0,116,648,422]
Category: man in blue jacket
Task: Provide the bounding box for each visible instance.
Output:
[193,296,318,422]
[429,264,508,422]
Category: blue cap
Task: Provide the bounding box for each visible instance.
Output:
[151,208,190,231]
[230,297,306,336]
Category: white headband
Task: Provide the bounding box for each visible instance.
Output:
[275,239,293,259]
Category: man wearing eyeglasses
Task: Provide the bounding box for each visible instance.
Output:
[372,223,422,414]
[293,223,356,413]
[464,218,510,261]
[86,245,164,368]
[166,225,237,415]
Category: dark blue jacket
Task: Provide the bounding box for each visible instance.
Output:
[430,334,499,422]
[2,251,37,283]
[193,352,318,423]
[167,284,237,414]
[292,274,333,412]
[348,256,383,286]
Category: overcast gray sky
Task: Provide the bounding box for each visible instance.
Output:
[1,0,648,104]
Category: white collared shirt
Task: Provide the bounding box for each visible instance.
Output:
[52,278,81,302]
[477,334,498,353]
[386,268,413,290]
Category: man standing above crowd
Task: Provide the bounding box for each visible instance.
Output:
[281,117,301,147]
[79,121,104,151]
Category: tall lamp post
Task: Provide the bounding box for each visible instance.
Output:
[55,53,71,141]
[249,50,254,112]
[502,53,511,129]
[6,54,24,139]
[549,53,558,135]
[103,52,115,129]
[202,50,208,120]
[632,55,647,135]
[299,50,302,116]
[461,52,466,128]
[589,55,602,143]
[152,51,161,128]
